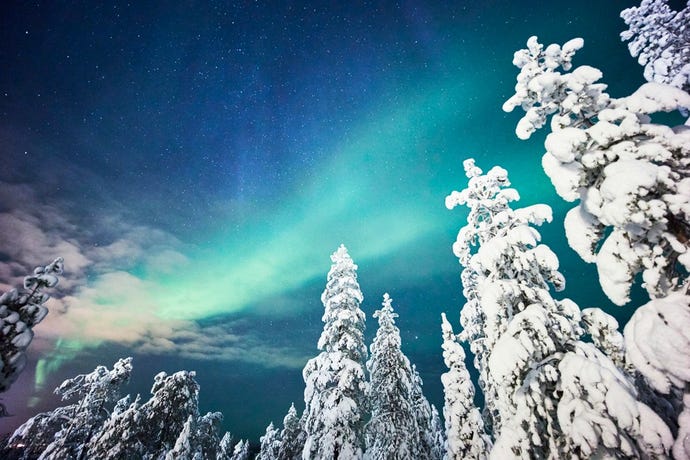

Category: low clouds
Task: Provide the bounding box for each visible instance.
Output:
[0,180,308,373]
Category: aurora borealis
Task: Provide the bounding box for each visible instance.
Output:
[1,0,647,441]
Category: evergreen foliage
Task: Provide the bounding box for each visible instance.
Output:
[621,0,690,93]
[277,403,305,460]
[302,244,368,459]
[3,4,690,459]
[440,313,489,460]
[447,159,671,458]
[257,422,281,460]
[364,293,419,459]
[0,257,63,396]
[505,29,690,458]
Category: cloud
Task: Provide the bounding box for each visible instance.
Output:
[138,322,311,369]
[0,179,311,375]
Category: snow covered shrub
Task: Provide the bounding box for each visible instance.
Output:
[504,35,690,306]
[621,0,690,94]
[0,257,64,395]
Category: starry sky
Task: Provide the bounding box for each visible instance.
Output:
[1,0,648,442]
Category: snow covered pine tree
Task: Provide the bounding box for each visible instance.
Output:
[277,403,306,460]
[446,159,672,458]
[302,244,368,459]
[257,422,281,460]
[365,293,421,459]
[621,0,690,94]
[3,359,233,459]
[440,312,490,460]
[503,32,690,458]
[3,357,133,459]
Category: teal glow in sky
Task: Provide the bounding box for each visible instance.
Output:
[0,0,647,441]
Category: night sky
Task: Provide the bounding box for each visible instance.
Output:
[1,0,647,442]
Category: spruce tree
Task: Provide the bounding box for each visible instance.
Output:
[218,432,234,459]
[621,0,690,93]
[410,365,441,460]
[277,403,305,460]
[85,369,202,458]
[364,293,419,459]
[165,415,199,460]
[504,33,690,456]
[258,422,281,460]
[302,244,368,459]
[440,313,489,460]
[230,439,250,460]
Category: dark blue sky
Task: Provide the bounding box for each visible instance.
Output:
[1,0,645,441]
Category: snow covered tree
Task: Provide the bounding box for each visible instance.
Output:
[84,394,147,459]
[135,370,202,458]
[446,159,672,458]
[218,432,234,459]
[440,313,489,460]
[503,35,690,306]
[503,35,690,456]
[230,439,250,460]
[0,257,64,396]
[2,404,74,459]
[258,422,281,460]
[625,292,690,458]
[429,405,446,460]
[410,365,442,460]
[446,158,566,433]
[302,244,368,459]
[364,293,419,459]
[165,415,199,460]
[277,403,305,460]
[3,358,231,459]
[3,357,133,459]
[196,411,224,460]
[580,307,627,370]
[84,369,202,459]
[621,0,690,93]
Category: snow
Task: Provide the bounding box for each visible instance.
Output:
[544,127,586,162]
[11,329,34,348]
[675,393,690,460]
[541,152,581,201]
[599,159,659,227]
[563,205,601,263]
[624,291,690,394]
[558,343,673,457]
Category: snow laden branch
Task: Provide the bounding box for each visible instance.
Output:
[504,35,690,306]
[447,159,672,458]
[621,0,690,95]
[0,257,64,397]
